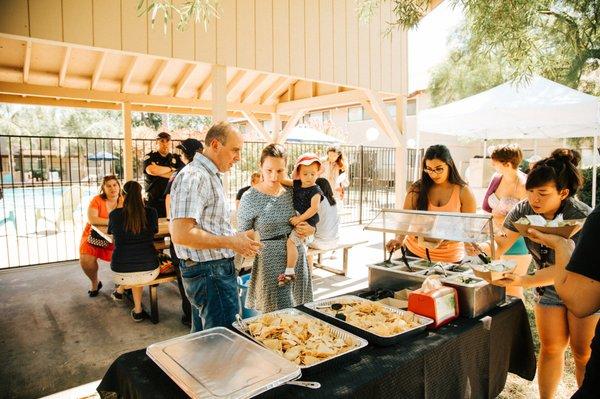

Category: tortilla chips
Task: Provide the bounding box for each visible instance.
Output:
[322,300,421,336]
[245,313,356,366]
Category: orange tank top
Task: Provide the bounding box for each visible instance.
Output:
[405,185,465,263]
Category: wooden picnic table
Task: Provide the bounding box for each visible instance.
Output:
[91,218,170,244]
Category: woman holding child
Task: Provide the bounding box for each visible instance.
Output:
[238,144,316,313]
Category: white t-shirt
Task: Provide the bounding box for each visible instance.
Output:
[310,199,340,249]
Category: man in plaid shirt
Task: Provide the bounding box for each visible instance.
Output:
[170,122,262,332]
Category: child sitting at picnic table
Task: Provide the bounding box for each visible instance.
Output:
[279,153,323,285]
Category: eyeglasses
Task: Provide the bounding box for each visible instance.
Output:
[424,166,446,175]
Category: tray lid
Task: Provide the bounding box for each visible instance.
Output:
[147,327,301,399]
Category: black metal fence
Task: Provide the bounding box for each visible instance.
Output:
[0,135,405,268]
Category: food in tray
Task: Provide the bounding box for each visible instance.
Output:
[321,300,421,336]
[245,313,356,366]
[451,275,482,285]
[470,261,514,273]
[515,216,579,227]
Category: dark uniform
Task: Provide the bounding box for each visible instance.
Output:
[143,151,184,217]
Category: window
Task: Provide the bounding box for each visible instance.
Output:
[406,99,417,116]
[347,106,363,122]
[386,103,397,118]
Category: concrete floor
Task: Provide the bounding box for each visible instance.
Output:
[0,224,383,399]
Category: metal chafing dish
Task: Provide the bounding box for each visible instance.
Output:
[147,327,301,399]
[304,295,433,346]
[364,209,505,318]
[232,308,368,371]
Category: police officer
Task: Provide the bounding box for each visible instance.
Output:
[143,132,184,217]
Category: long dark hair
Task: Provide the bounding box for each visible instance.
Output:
[411,145,467,211]
[122,181,148,234]
[526,148,583,197]
[316,177,337,206]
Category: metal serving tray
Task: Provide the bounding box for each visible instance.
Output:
[304,295,433,346]
[232,308,368,371]
[146,327,301,399]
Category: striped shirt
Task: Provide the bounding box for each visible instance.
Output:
[170,153,234,262]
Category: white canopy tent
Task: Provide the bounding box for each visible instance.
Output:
[418,75,599,207]
[285,126,341,144]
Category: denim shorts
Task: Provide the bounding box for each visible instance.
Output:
[535,285,564,307]
[179,257,239,332]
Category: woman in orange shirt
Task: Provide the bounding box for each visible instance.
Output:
[386,145,477,263]
[79,175,122,297]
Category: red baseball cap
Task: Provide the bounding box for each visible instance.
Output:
[292,153,321,179]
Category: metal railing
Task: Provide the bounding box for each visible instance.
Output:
[0,135,402,268]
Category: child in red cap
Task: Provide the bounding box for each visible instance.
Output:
[279,153,324,285]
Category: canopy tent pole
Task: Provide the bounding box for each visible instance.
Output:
[483,139,487,159]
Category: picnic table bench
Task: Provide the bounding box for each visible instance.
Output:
[307,239,368,276]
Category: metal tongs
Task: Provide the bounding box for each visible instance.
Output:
[471,243,491,264]
[235,314,248,331]
[399,245,413,271]
[384,246,396,265]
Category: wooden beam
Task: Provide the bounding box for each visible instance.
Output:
[212,65,227,122]
[122,56,140,92]
[360,99,401,147]
[149,60,170,95]
[175,64,199,97]
[23,41,32,84]
[311,82,317,97]
[197,73,213,99]
[225,70,247,101]
[271,113,282,143]
[240,74,267,103]
[242,111,271,142]
[0,81,276,114]
[0,94,120,110]
[262,78,296,104]
[363,90,402,140]
[276,89,366,114]
[122,102,133,181]
[91,52,108,90]
[277,109,306,143]
[58,47,72,87]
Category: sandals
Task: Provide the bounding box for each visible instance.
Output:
[88,281,103,297]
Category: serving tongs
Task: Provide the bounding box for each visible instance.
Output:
[399,245,413,271]
[471,243,491,264]
[384,246,396,265]
[235,314,249,331]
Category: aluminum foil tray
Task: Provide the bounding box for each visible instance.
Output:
[304,295,433,346]
[147,327,301,399]
[232,308,367,372]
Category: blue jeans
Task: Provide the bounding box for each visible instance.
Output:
[179,257,239,333]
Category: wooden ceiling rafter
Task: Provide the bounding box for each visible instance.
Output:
[91,51,107,90]
[58,46,72,87]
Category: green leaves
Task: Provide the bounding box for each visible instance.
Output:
[137,0,220,33]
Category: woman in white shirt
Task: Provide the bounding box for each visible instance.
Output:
[310,177,340,250]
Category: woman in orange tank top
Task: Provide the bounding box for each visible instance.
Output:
[386,145,476,263]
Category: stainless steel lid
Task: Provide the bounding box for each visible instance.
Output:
[147,327,301,399]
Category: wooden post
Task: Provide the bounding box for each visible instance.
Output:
[122,101,133,181]
[211,65,227,123]
[271,113,282,143]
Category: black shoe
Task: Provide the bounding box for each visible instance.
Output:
[111,290,123,301]
[88,281,103,297]
[131,309,147,322]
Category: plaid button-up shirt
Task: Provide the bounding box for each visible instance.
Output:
[170,153,235,262]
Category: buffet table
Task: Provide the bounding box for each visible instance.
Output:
[97,297,535,399]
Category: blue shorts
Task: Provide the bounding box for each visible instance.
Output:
[535,285,564,307]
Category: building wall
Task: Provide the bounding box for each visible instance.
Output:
[0,0,406,92]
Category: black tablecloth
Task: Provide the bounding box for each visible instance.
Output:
[97,298,536,399]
